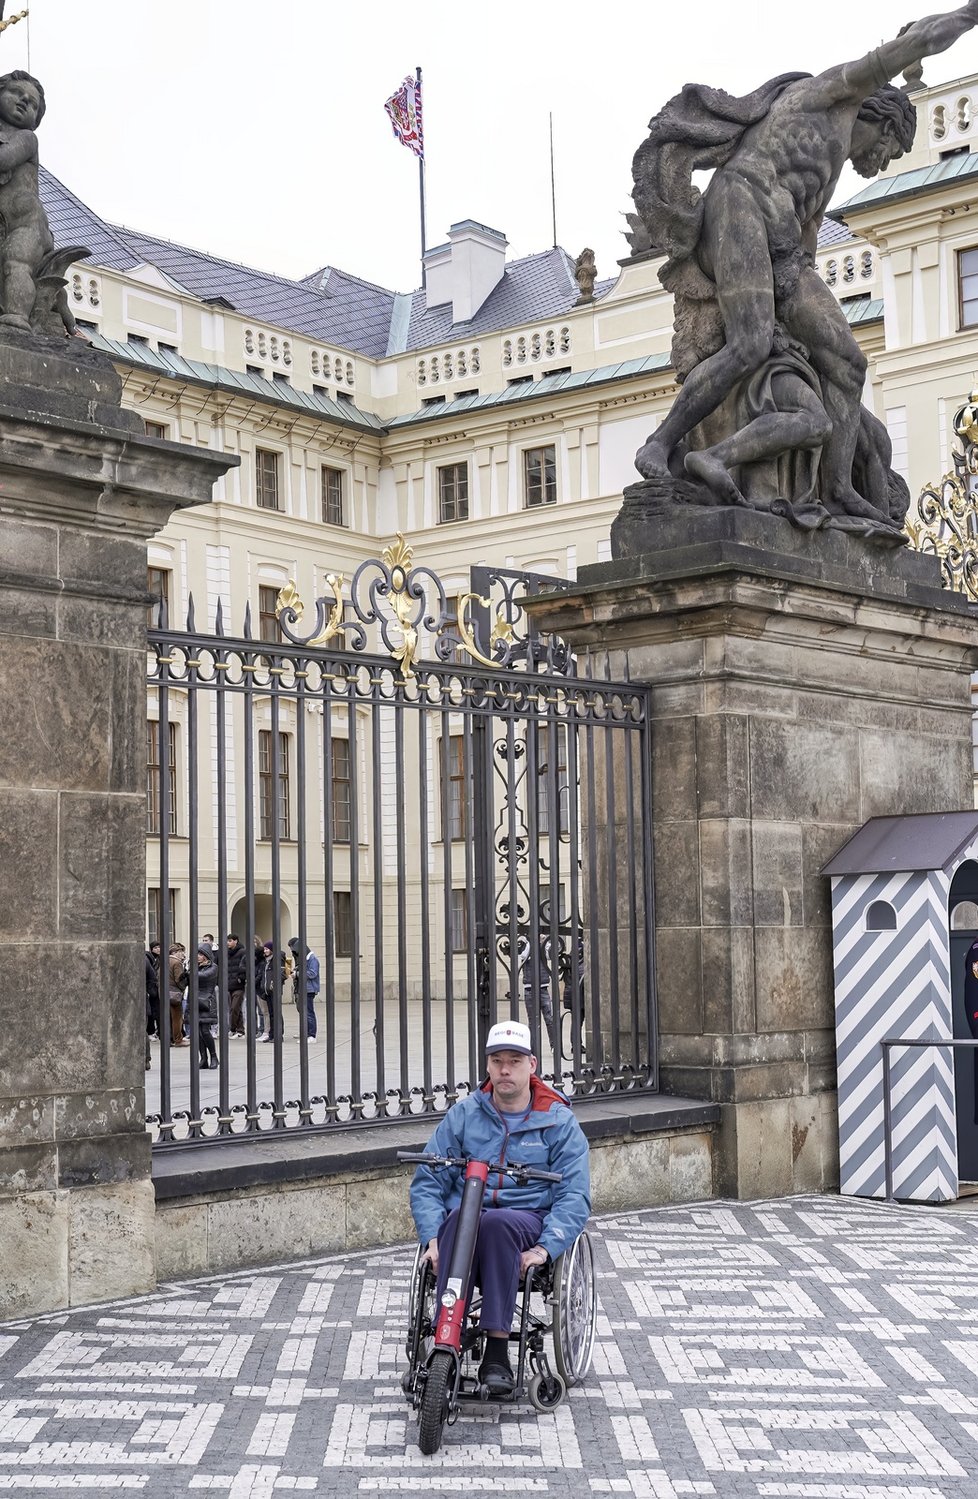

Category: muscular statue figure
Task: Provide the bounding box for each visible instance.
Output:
[629,2,978,538]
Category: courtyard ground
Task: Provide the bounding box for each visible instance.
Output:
[2,1194,977,1496]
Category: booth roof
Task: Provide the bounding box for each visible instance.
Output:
[822,812,978,878]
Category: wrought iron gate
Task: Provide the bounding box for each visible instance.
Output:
[146,538,656,1146]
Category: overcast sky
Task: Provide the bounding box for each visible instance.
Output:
[15,1,978,294]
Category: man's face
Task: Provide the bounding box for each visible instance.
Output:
[850,120,901,179]
[0,80,39,129]
[487,1048,536,1105]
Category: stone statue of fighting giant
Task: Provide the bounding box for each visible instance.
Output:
[617,2,978,551]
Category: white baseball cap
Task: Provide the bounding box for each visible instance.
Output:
[485,1021,533,1056]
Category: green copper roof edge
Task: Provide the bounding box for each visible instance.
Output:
[835,152,978,216]
[386,352,674,429]
[93,333,382,433]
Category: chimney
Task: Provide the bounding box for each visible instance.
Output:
[422,220,508,324]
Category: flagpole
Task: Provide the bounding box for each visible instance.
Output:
[417,66,427,290]
[549,112,557,249]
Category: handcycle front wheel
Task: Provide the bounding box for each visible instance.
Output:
[418,1349,454,1455]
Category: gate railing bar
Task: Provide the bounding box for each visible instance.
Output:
[295,657,311,1124]
[394,705,409,1099]
[372,682,386,1104]
[322,700,337,1108]
[565,691,584,1082]
[462,711,478,1088]
[880,1034,971,1201]
[418,700,433,1103]
[348,681,362,1112]
[439,695,455,1098]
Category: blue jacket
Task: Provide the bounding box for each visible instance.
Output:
[409,1076,590,1261]
[305,952,320,994]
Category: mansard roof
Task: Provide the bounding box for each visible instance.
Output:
[834,149,978,216]
[38,166,612,361]
[398,246,604,353]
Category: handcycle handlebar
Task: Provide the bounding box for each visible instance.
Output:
[396,1149,562,1184]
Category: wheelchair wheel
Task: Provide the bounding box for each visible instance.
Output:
[552,1231,596,1385]
[418,1349,453,1455]
[528,1368,566,1411]
[406,1244,429,1357]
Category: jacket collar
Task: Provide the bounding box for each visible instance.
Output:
[479,1074,570,1114]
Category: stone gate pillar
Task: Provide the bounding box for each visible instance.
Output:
[529,510,978,1198]
[0,330,233,1316]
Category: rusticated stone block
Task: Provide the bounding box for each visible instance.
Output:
[0,788,57,940]
[653,820,700,927]
[694,715,750,819]
[346,1172,417,1249]
[0,1189,68,1316]
[669,1130,715,1200]
[68,1179,156,1306]
[651,715,697,820]
[751,820,805,928]
[754,926,834,1035]
[750,719,861,824]
[206,1182,347,1268]
[699,819,754,927]
[59,793,145,940]
[155,1200,210,1280]
[701,925,756,1036]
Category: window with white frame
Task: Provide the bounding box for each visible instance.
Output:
[438,461,469,523]
[523,445,557,507]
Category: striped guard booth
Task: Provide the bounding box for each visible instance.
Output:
[824,812,978,1203]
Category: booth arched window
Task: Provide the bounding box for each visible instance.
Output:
[866,899,897,932]
[951,900,978,930]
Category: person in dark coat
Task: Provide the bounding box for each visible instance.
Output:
[196,944,219,1069]
[259,942,287,1043]
[146,943,161,1039]
[226,932,249,1037]
[966,938,978,1123]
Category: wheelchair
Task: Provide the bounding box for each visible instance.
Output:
[401,1227,597,1453]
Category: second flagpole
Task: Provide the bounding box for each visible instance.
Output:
[417,66,427,290]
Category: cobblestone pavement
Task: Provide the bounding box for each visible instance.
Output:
[3,1194,978,1496]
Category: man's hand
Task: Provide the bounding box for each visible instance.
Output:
[422,1237,439,1272]
[520,1245,548,1275]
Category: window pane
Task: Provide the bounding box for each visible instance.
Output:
[962,248,978,276]
[331,736,352,843]
[322,466,345,526]
[147,566,170,627]
[438,462,469,523]
[964,296,978,328]
[450,889,468,952]
[258,585,281,643]
[256,449,280,509]
[334,891,353,957]
[441,734,467,840]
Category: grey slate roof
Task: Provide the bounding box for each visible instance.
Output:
[112,229,398,360]
[39,165,140,274]
[817,217,856,249]
[822,812,978,876]
[401,246,591,353]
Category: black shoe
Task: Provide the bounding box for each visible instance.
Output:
[478,1356,515,1396]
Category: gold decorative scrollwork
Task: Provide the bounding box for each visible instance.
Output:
[381,533,420,678]
[276,573,345,646]
[906,392,978,602]
[268,534,571,677]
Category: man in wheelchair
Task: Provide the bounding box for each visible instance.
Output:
[409,1020,590,1395]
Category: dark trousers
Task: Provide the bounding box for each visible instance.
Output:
[229,988,245,1036]
[198,1023,217,1068]
[436,1207,544,1332]
[304,993,317,1039]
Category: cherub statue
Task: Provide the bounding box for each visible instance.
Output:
[0,69,89,335]
[574,247,597,305]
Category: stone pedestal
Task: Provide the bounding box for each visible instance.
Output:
[529,509,978,1198]
[0,330,233,1316]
